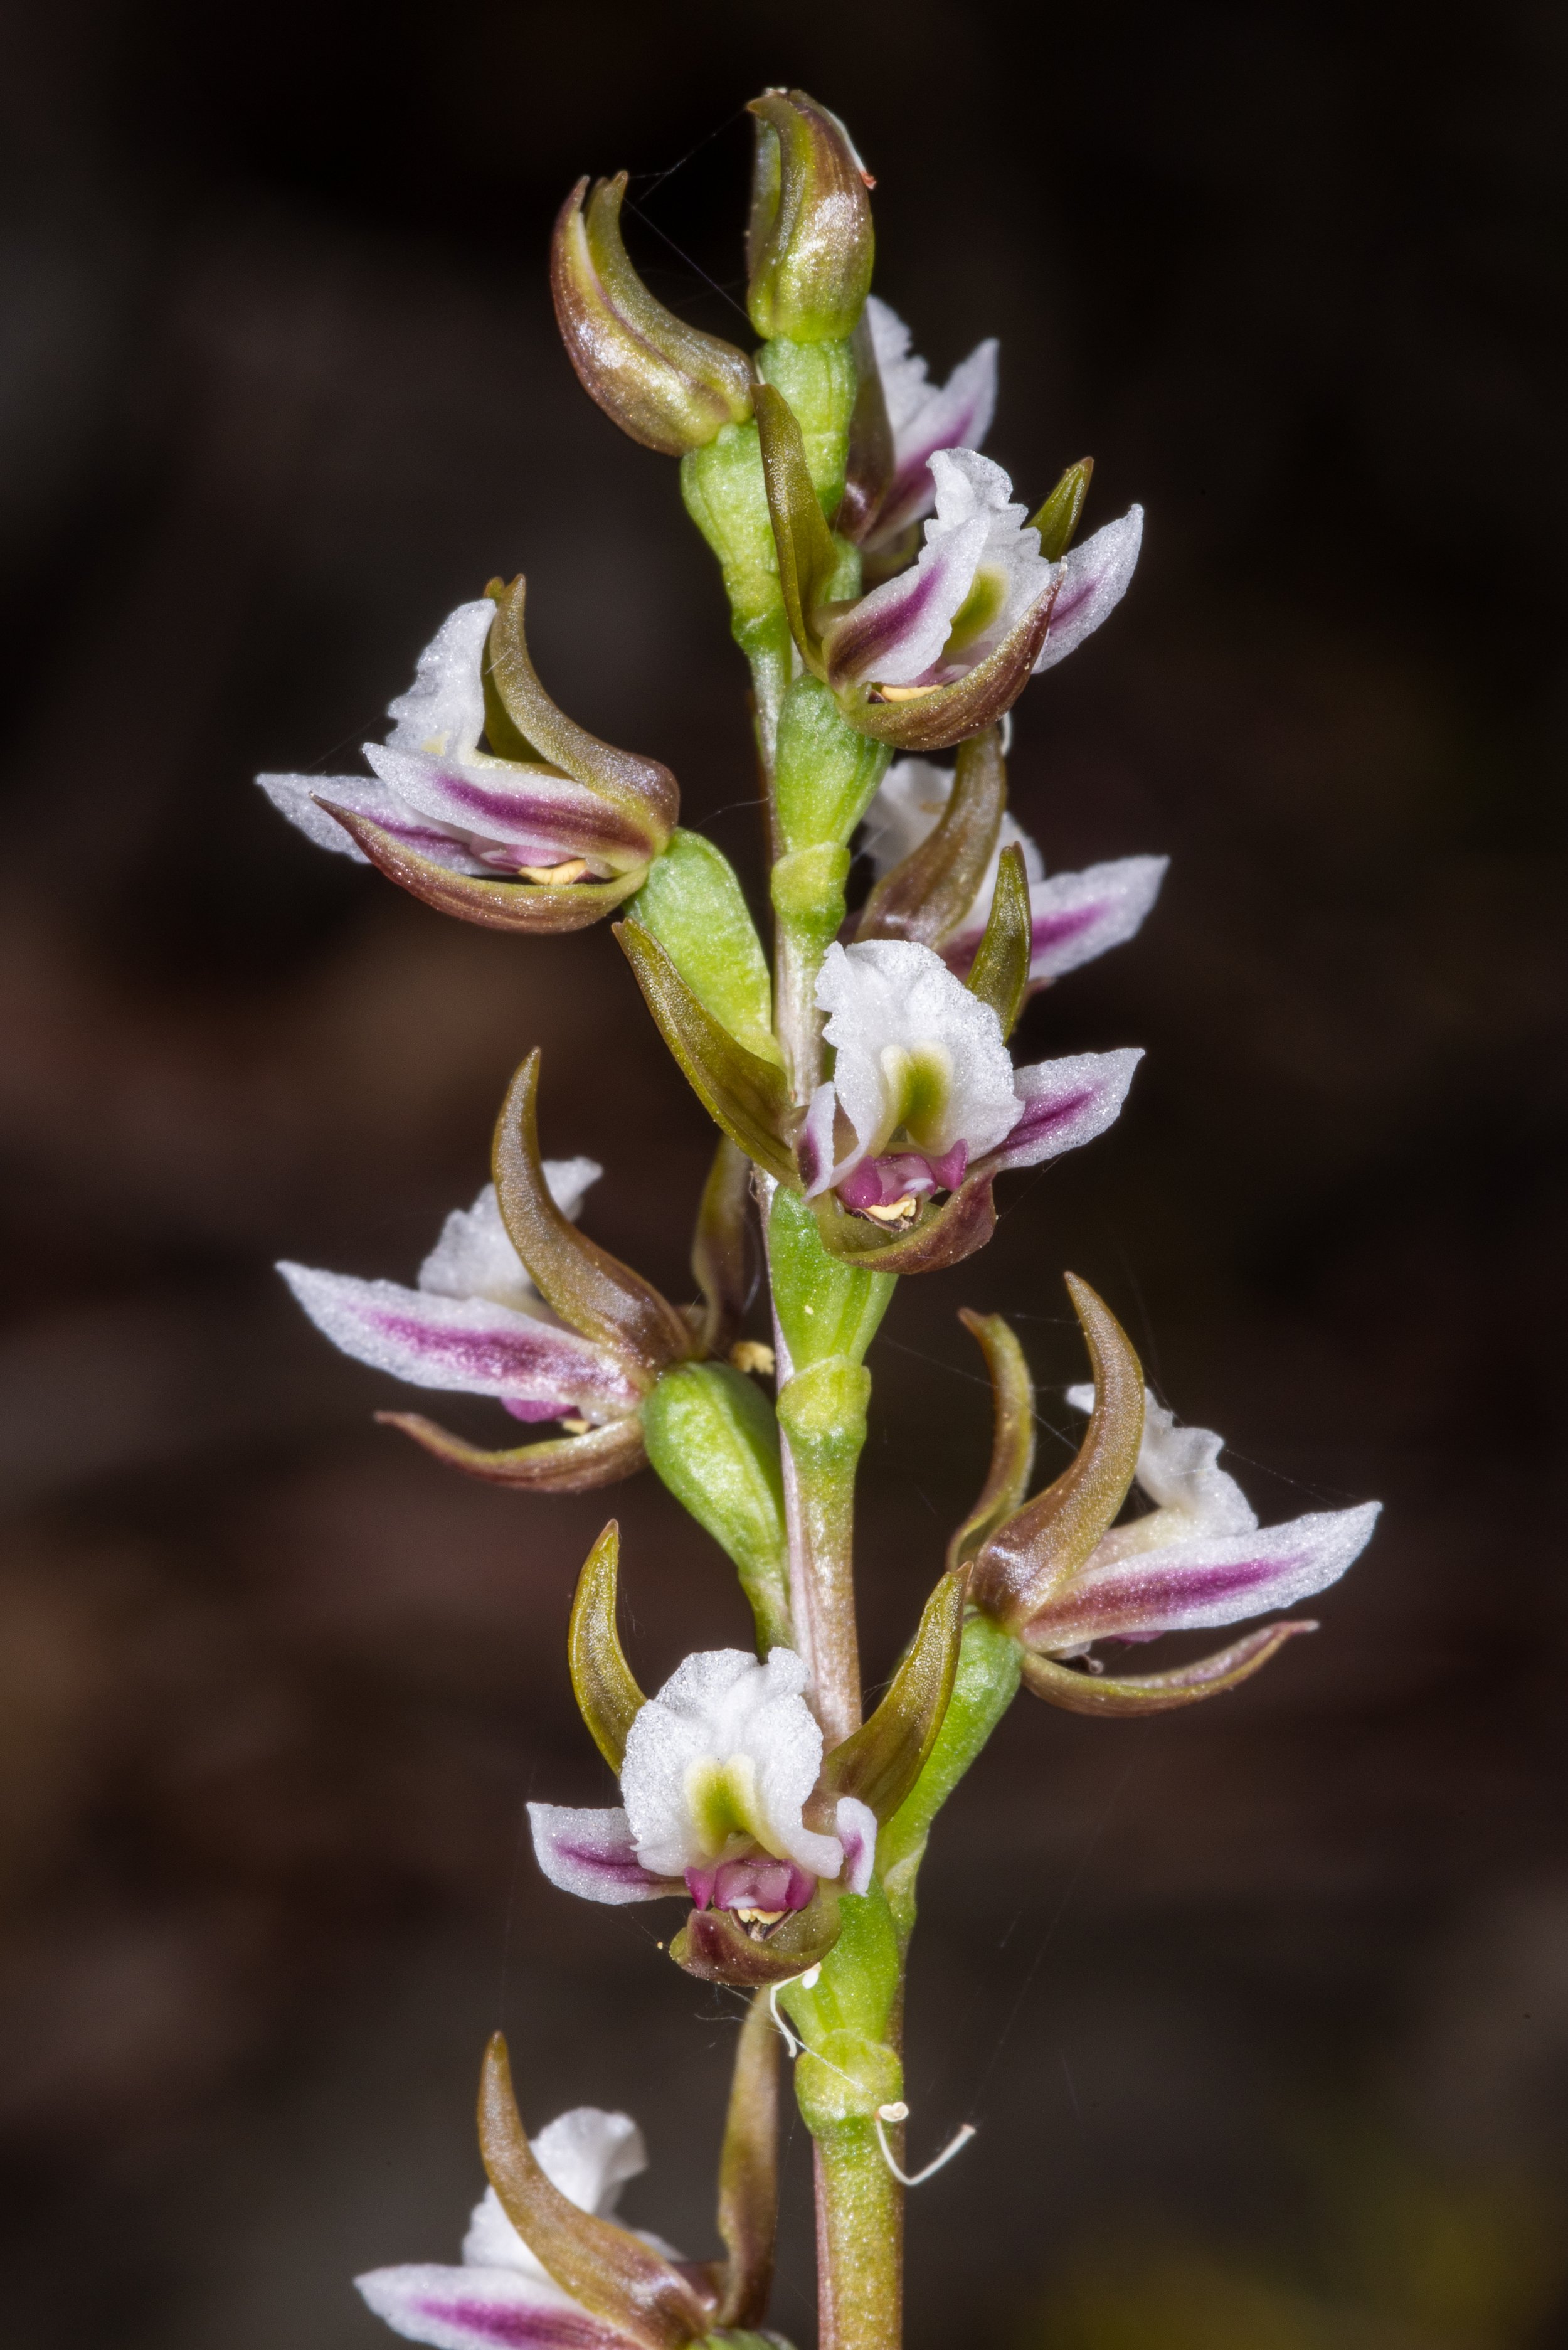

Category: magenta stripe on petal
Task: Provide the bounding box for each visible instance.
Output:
[412,2299,616,2350]
[528,1803,680,1905]
[982,1049,1143,1176]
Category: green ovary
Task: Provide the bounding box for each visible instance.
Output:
[875,1043,956,1154]
[684,1754,776,1861]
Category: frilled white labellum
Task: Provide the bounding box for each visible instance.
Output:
[357,2106,679,2350]
[862,758,1169,986]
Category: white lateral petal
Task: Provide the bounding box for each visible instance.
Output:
[385,599,494,761]
[418,1164,601,1311]
[826,513,991,687]
[982,1048,1143,1175]
[835,1796,879,1896]
[1033,508,1144,673]
[1067,1382,1258,1553]
[356,2262,612,2350]
[1020,856,1168,982]
[862,761,1044,902]
[816,939,1019,1164]
[527,1804,682,1905]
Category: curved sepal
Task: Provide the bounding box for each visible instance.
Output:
[1021,1621,1316,1716]
[753,382,839,678]
[692,1139,755,1357]
[670,1886,843,1989]
[970,1275,1145,1629]
[946,1311,1037,1571]
[964,843,1032,1039]
[317,802,646,932]
[834,578,1058,752]
[714,1992,781,2329]
[810,1173,998,1275]
[838,302,894,546]
[856,726,1005,949]
[746,90,874,343]
[494,1051,698,1370]
[552,174,755,457]
[615,921,799,1186]
[1029,457,1094,560]
[641,1364,792,1656]
[486,578,680,847]
[376,1410,647,1492]
[816,1566,968,1822]
[478,2035,714,2350]
[629,831,781,1068]
[569,1521,648,1773]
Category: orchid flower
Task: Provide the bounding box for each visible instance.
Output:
[862,756,1168,989]
[967,1278,1380,1715]
[857,295,999,550]
[358,2105,685,2350]
[259,578,678,934]
[797,938,1141,1228]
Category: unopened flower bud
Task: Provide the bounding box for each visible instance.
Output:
[553,173,754,454]
[746,90,874,343]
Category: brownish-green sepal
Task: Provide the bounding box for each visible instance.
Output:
[486,577,680,849]
[494,1050,698,1372]
[946,1311,1037,1572]
[714,1991,781,2329]
[857,726,1005,949]
[965,841,1031,1038]
[692,1139,755,1357]
[753,382,839,677]
[1029,457,1094,560]
[317,803,647,932]
[816,1566,968,1822]
[552,174,754,457]
[970,1274,1145,1630]
[811,1174,997,1276]
[838,302,894,545]
[479,2033,715,2350]
[1022,1622,1316,1716]
[746,90,874,343]
[569,1521,647,1771]
[376,1410,647,1492]
[835,577,1059,752]
[672,1886,842,1988]
[615,920,799,1187]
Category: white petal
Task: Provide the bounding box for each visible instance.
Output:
[1032,507,1143,673]
[861,762,1044,898]
[418,1164,601,1311]
[256,771,497,873]
[864,297,1000,540]
[527,1804,681,1904]
[816,940,1020,1163]
[924,450,1054,672]
[385,600,494,761]
[620,1647,840,1881]
[827,512,991,686]
[256,773,374,860]
[835,1796,879,1896]
[1020,856,1167,982]
[798,1082,844,1198]
[357,2262,608,2350]
[1067,1383,1258,1555]
[533,2108,649,2220]
[982,1048,1143,1174]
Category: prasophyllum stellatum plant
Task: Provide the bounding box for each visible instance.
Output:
[264,90,1380,2350]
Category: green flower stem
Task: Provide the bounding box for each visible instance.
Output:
[878,1613,1024,1948]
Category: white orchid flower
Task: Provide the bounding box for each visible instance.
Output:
[796,938,1141,1224]
[862,295,999,547]
[529,1646,877,1922]
[358,2105,682,2350]
[862,757,1169,989]
[1024,1382,1382,1655]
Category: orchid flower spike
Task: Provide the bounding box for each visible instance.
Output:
[530,1526,967,1986]
[861,757,1169,992]
[796,937,1142,1273]
[277,1052,702,1491]
[967,1278,1380,1713]
[259,577,678,932]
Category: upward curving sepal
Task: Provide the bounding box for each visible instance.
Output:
[714,1992,781,2329]
[970,1276,1145,1629]
[1029,458,1094,561]
[569,1523,648,1773]
[691,1138,755,1358]
[478,2036,714,2350]
[552,175,755,456]
[856,726,1005,949]
[838,302,895,545]
[817,1566,969,1822]
[746,90,874,343]
[962,842,1032,1040]
[948,1311,1037,1571]
[493,1052,698,1373]
[615,921,800,1186]
[753,382,840,678]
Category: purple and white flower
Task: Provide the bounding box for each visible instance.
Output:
[796,938,1141,1223]
[278,1160,638,1428]
[358,2104,681,2350]
[1022,1383,1381,1656]
[861,295,999,548]
[862,757,1168,989]
[822,449,1142,696]
[530,1647,877,1920]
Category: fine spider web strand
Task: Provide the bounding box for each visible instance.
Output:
[620,193,754,327]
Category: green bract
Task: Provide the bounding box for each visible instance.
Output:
[643,1363,792,1654]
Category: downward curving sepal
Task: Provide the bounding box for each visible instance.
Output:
[671,1886,843,1988]
[835,578,1058,752]
[947,1311,1037,1571]
[494,1052,698,1371]
[714,1992,781,2329]
[753,382,840,677]
[478,2035,714,2350]
[376,1411,647,1492]
[817,1566,968,1822]
[1022,1621,1316,1715]
[746,90,874,343]
[970,1275,1145,1629]
[965,843,1032,1038]
[569,1522,648,1773]
[316,803,646,932]
[692,1139,755,1357]
[856,727,1005,949]
[615,921,799,1186]
[553,174,755,457]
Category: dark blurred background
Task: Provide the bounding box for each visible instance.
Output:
[1,2,1565,2344]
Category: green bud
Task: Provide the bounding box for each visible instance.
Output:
[642,1363,792,1654]
[746,90,874,343]
[629,831,779,1066]
[615,919,798,1185]
[768,1185,893,1371]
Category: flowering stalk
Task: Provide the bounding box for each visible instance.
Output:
[261,85,1380,2350]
